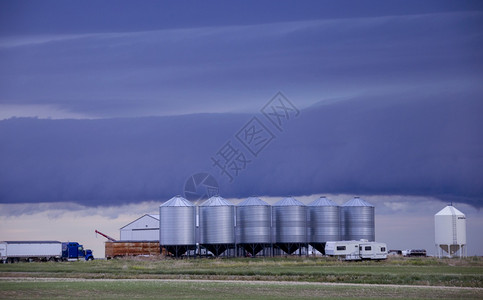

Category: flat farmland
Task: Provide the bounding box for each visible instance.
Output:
[1,257,482,299]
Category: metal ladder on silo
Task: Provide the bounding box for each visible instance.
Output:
[451,207,457,245]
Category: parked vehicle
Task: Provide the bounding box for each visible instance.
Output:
[325,240,387,260]
[0,241,94,263]
[388,249,403,256]
[402,249,427,257]
[62,242,94,261]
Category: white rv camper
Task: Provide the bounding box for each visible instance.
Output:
[325,241,387,260]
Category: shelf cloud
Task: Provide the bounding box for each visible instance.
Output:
[1,91,481,207]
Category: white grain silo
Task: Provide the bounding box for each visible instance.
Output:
[434,205,467,258]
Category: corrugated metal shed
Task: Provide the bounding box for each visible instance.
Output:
[120,214,160,241]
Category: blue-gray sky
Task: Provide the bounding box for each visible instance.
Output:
[1,0,482,207]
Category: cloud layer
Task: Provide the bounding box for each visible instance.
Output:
[1,91,481,207]
[1,11,482,118]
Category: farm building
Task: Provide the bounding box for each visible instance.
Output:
[120,214,159,241]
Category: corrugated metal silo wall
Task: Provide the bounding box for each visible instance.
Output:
[273,205,307,243]
[159,205,196,245]
[236,205,271,244]
[308,205,340,242]
[341,206,375,241]
[200,205,235,244]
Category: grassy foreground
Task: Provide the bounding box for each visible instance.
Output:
[1,256,482,299]
[1,256,482,286]
[0,280,482,300]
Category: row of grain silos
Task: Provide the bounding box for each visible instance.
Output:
[159,195,374,257]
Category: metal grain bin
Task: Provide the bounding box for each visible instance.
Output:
[159,195,196,257]
[272,197,307,254]
[340,197,375,241]
[236,197,271,256]
[307,196,340,254]
[199,196,235,256]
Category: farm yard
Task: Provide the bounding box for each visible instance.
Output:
[0,256,482,299]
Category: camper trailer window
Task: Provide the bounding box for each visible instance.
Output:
[336,246,346,251]
[381,247,386,252]
[365,246,372,251]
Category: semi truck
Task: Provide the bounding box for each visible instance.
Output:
[325,240,388,260]
[0,241,94,263]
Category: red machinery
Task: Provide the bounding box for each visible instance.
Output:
[95,230,117,242]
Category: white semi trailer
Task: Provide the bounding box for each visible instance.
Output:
[0,241,62,263]
[325,241,388,260]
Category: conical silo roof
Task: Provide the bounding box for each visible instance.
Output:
[237,196,269,206]
[308,196,338,206]
[274,197,305,206]
[160,195,194,207]
[342,197,373,207]
[435,205,465,216]
[200,195,233,206]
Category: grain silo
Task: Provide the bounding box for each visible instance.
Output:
[199,196,235,256]
[272,197,307,255]
[340,197,375,241]
[307,196,340,254]
[159,195,196,257]
[435,205,467,258]
[236,197,271,256]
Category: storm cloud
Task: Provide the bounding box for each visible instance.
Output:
[1,91,481,207]
[1,2,482,209]
[1,10,482,118]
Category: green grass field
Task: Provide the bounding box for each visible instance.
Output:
[1,280,482,299]
[1,256,482,299]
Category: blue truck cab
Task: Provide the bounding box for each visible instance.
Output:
[62,242,94,261]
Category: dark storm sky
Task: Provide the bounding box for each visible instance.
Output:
[0,0,482,207]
